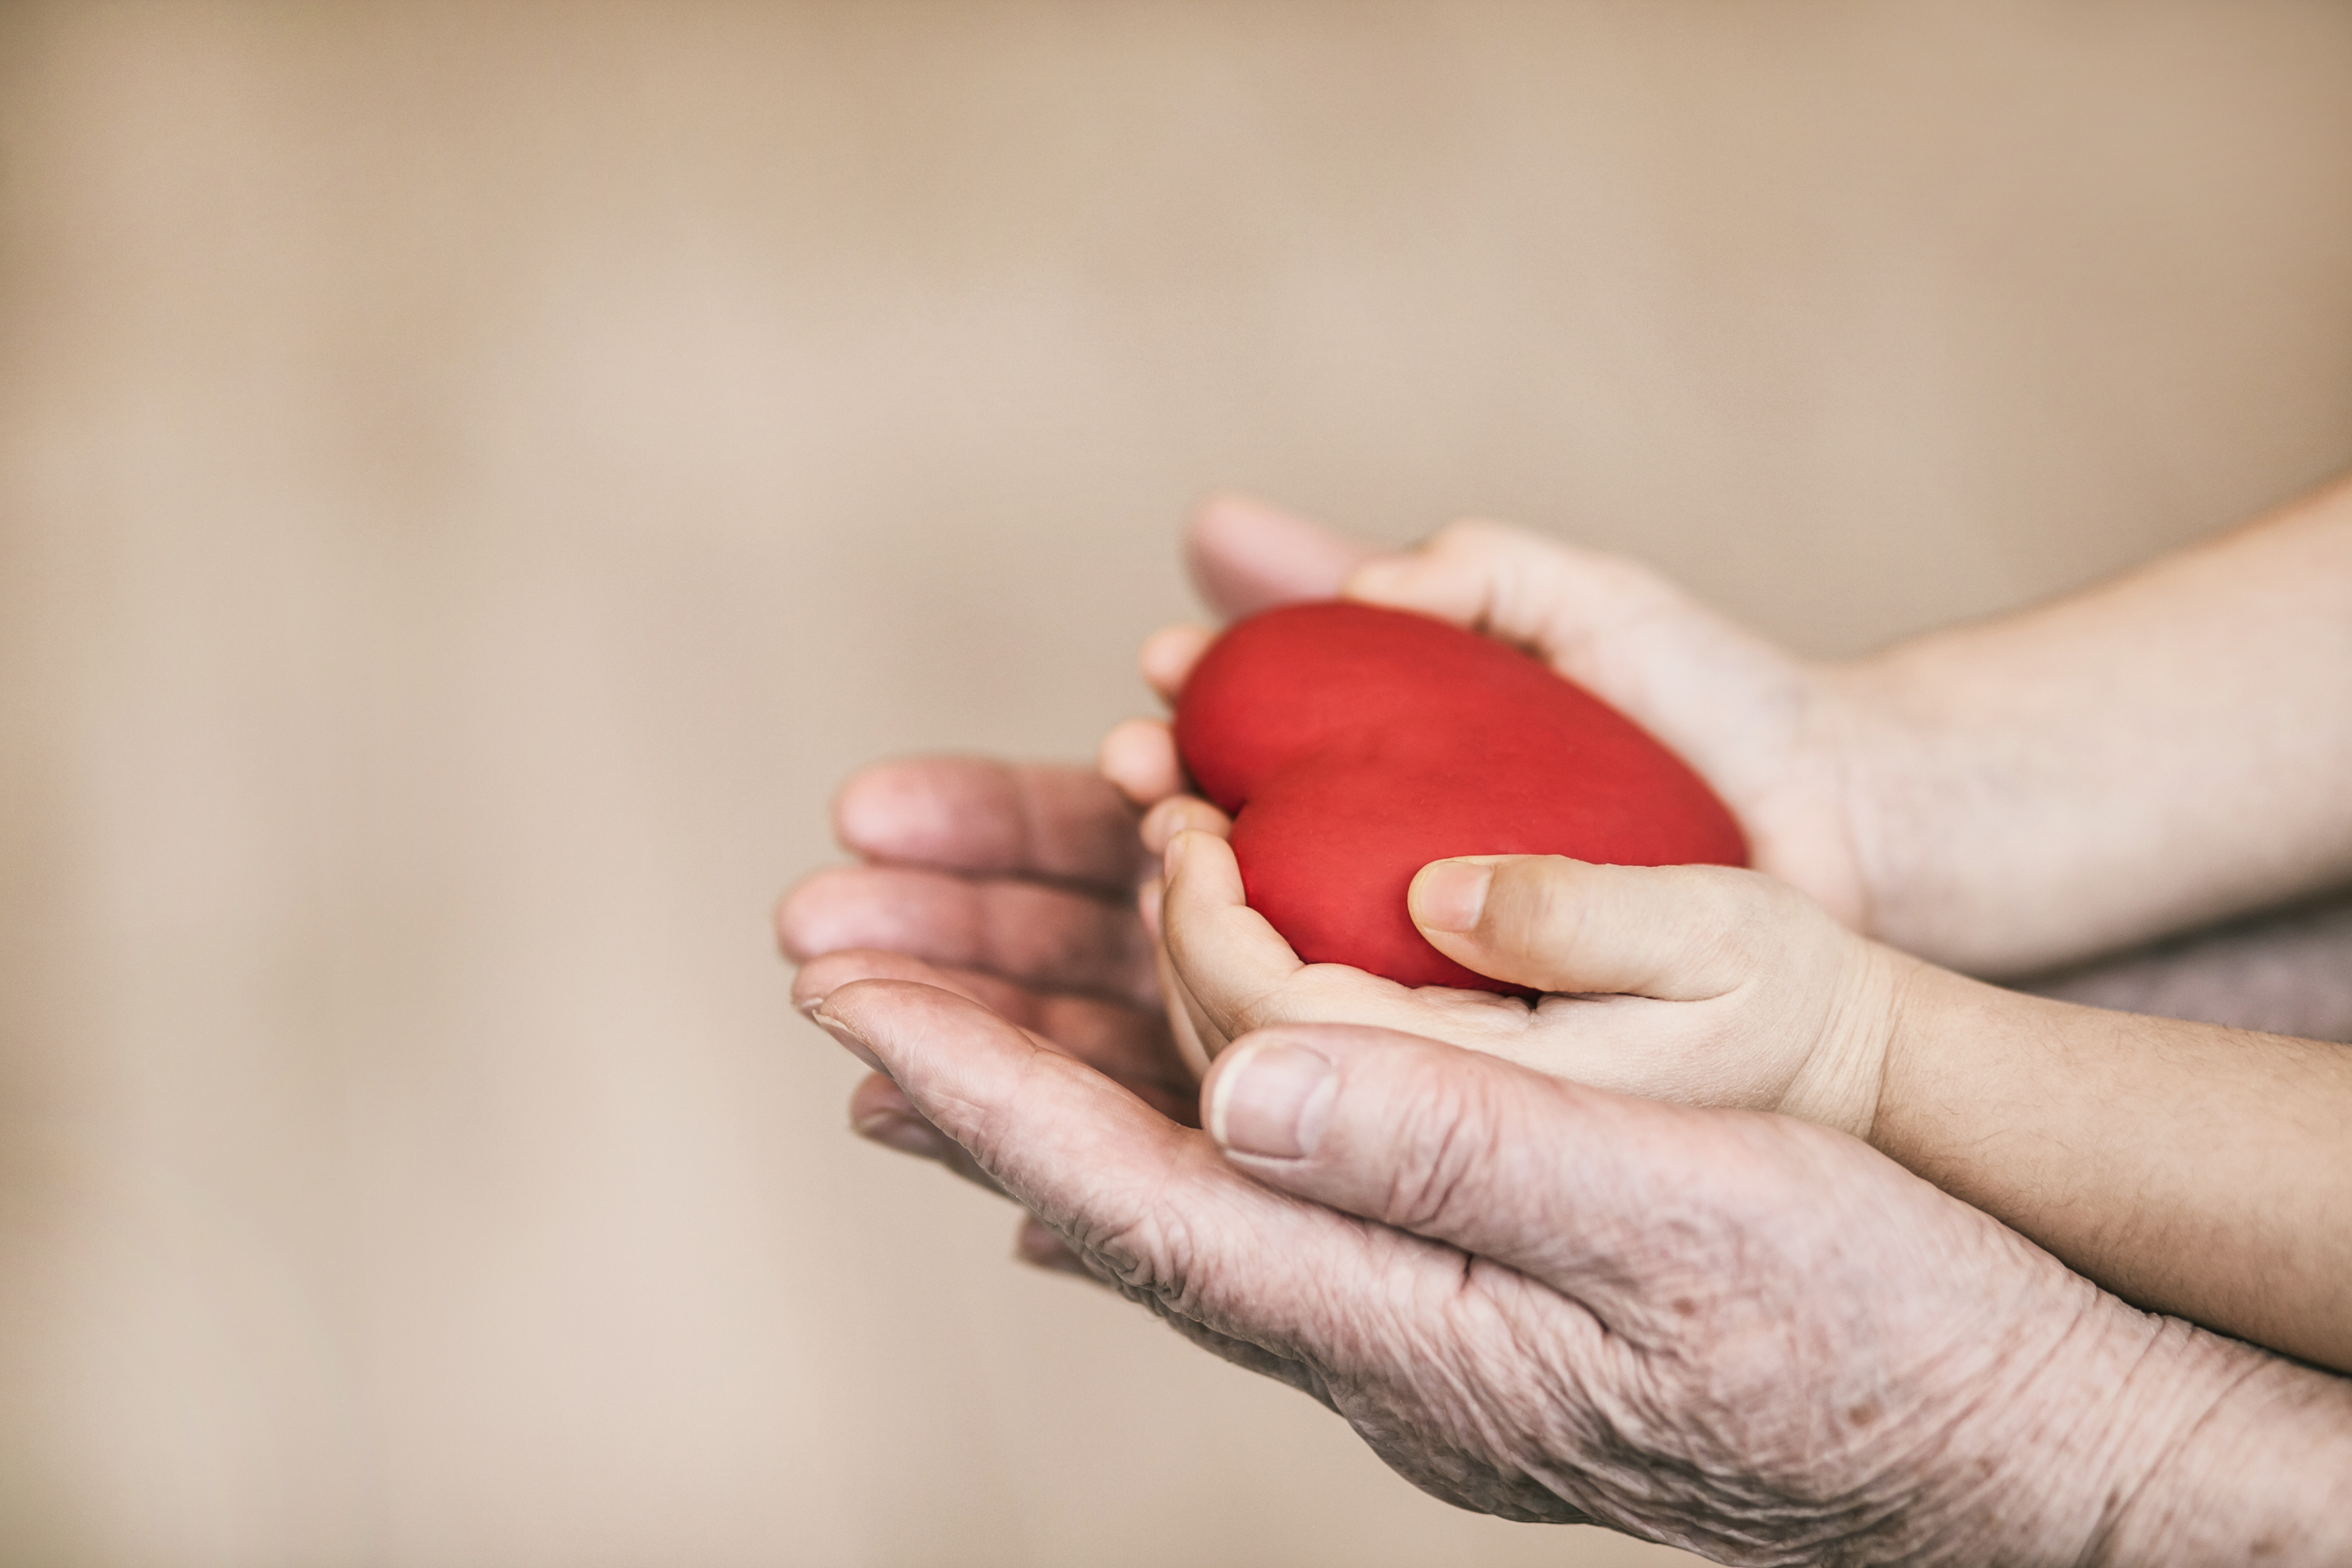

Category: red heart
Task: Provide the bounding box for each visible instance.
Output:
[1172,601,1748,993]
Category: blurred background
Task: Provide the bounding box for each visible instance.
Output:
[2,2,2349,1564]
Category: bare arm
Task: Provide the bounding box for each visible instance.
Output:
[1850,470,2352,974]
[1876,964,2352,1372]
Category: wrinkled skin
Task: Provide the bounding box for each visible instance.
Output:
[797,976,2351,1564]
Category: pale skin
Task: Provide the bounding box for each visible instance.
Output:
[1109,482,2352,1373]
[775,492,2352,1558]
[807,978,2352,1566]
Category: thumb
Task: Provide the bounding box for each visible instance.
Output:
[1199,1022,1690,1325]
[1407,855,1769,1000]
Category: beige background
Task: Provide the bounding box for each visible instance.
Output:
[2,3,2349,1564]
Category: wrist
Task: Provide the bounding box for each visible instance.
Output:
[1855,1286,2232,1564]
[1823,637,2123,975]
[1911,1298,2348,1567]
[1777,934,1914,1142]
[1814,650,1989,964]
[2090,1325,2352,1566]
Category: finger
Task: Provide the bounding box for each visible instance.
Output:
[1199,1021,1747,1334]
[797,948,1197,1117]
[1139,794,1231,857]
[832,757,1146,891]
[1137,875,1162,944]
[813,980,1438,1363]
[777,864,1158,1007]
[1157,829,1308,1036]
[1159,937,1233,1065]
[1099,719,1187,808]
[1156,830,1534,1055]
[1407,857,1767,1001]
[1341,521,1810,832]
[1342,518,1695,684]
[1151,936,1218,1079]
[847,1071,1013,1198]
[1186,492,1378,619]
[1140,624,1215,704]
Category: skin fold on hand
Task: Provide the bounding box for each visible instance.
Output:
[797,975,2352,1566]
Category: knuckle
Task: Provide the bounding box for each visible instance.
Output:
[1078,1207,1202,1316]
[1508,858,1589,956]
[1230,977,1289,1033]
[1229,955,1334,1032]
[1425,515,1482,551]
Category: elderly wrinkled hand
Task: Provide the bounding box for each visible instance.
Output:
[795,974,2351,1564]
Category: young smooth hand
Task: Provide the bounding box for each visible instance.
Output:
[1158,828,1903,1142]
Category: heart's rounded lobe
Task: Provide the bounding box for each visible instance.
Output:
[1172,601,1747,991]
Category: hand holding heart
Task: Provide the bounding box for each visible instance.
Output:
[1107,514,1877,933]
[1172,599,1750,992]
[1158,827,1905,1138]
[1110,512,1902,1131]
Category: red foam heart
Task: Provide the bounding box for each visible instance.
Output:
[1172,601,1748,993]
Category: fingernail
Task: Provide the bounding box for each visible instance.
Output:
[1411,860,1491,933]
[853,1109,948,1159]
[808,1005,885,1072]
[1137,877,1164,942]
[1163,831,1189,879]
[1209,1039,1336,1159]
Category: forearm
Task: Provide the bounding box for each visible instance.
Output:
[1842,470,2352,975]
[1872,962,2352,1372]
